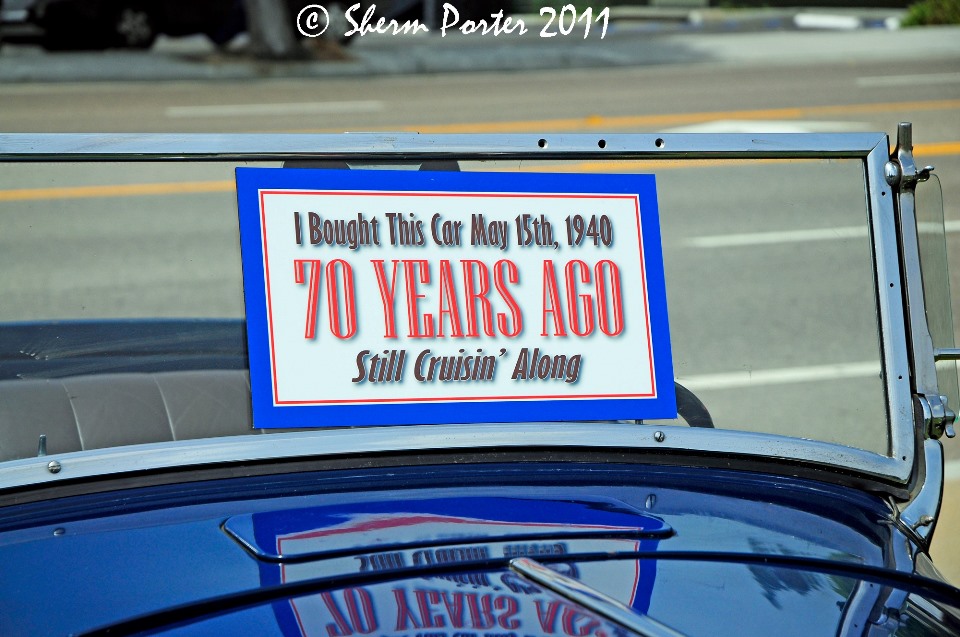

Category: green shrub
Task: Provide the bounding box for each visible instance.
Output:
[902,0,960,26]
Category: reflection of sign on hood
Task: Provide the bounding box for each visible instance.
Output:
[231,496,671,560]
[230,497,664,637]
[275,575,646,637]
[275,511,649,559]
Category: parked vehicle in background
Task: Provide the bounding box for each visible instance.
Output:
[0,0,238,50]
[0,0,515,51]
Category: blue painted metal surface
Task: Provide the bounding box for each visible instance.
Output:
[226,496,672,560]
[3,462,953,636]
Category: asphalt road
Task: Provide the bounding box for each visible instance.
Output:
[1,26,960,578]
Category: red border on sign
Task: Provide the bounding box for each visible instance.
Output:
[259,190,656,406]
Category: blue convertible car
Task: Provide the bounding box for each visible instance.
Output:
[0,125,957,635]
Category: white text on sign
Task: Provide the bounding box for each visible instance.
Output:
[295,4,610,39]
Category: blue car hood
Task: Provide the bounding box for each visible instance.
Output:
[0,464,957,636]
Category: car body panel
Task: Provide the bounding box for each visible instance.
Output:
[0,462,932,636]
[0,0,237,48]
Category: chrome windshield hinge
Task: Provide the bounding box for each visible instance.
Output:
[884,124,935,192]
[915,394,956,440]
[885,159,936,191]
[933,349,960,438]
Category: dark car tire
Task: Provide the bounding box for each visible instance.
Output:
[110,2,157,49]
[40,0,108,51]
[42,26,104,51]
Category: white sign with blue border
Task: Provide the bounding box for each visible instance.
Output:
[236,168,675,427]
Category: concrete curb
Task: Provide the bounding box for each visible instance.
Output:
[604,6,903,32]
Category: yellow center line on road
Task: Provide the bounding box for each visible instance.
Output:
[915,141,960,159]
[406,99,960,134]
[0,180,234,202]
[0,140,958,202]
[284,99,960,134]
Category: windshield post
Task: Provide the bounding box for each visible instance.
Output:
[888,122,957,442]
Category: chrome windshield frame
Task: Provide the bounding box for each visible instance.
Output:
[0,131,889,161]
[0,132,923,491]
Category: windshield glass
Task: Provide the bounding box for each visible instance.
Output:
[0,151,890,464]
[916,174,959,414]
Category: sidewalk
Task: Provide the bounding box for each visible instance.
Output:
[1,8,957,84]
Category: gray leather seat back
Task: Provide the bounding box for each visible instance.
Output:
[0,370,255,462]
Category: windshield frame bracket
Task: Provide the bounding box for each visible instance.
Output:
[890,122,957,441]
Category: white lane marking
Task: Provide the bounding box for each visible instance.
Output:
[681,361,880,391]
[793,13,861,30]
[687,226,866,248]
[664,120,871,134]
[858,72,960,88]
[687,220,960,249]
[165,100,384,118]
